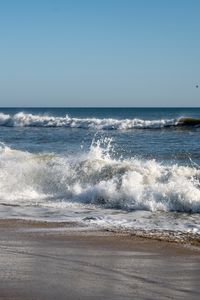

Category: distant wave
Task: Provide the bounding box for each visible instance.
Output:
[0,112,199,130]
[176,117,200,126]
[0,140,200,213]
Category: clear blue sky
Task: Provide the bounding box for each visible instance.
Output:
[0,0,200,107]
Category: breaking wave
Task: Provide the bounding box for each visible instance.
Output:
[0,112,199,129]
[0,140,200,213]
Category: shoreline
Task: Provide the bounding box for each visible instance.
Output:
[0,218,200,299]
[1,217,200,247]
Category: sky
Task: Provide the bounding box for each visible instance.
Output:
[0,0,200,107]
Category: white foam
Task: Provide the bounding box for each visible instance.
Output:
[0,112,176,129]
[0,140,200,214]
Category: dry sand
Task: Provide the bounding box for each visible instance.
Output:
[0,219,200,300]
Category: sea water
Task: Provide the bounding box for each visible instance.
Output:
[0,108,200,240]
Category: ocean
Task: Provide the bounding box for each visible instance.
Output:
[0,107,200,241]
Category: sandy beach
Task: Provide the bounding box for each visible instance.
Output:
[0,219,199,300]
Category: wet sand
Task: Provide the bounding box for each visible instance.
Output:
[0,219,200,300]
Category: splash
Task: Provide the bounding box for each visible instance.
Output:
[0,140,200,213]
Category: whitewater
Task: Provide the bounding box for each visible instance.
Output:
[0,108,200,241]
[0,111,199,129]
[0,139,200,237]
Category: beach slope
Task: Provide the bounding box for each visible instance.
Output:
[0,219,200,300]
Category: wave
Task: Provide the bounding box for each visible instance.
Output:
[0,140,200,213]
[176,117,200,126]
[0,112,199,130]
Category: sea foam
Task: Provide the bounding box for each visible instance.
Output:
[0,141,200,213]
[0,112,178,129]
